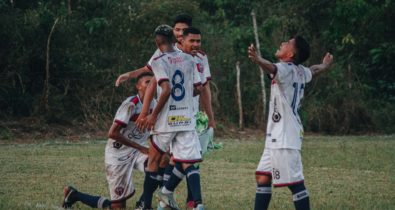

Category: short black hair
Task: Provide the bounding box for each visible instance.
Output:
[293,35,310,65]
[154,24,174,43]
[183,27,201,37]
[173,13,192,26]
[136,72,153,83]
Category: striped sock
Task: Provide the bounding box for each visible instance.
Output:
[254,184,272,210]
[289,182,310,210]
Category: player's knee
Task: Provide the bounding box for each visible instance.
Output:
[256,174,271,185]
[110,200,126,209]
[159,153,170,168]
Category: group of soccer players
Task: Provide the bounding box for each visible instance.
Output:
[61,12,333,210]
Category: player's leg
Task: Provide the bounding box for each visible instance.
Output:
[134,152,150,210]
[144,134,172,209]
[106,162,136,209]
[62,186,111,208]
[158,153,170,187]
[271,149,309,210]
[176,131,203,209]
[162,153,174,187]
[254,148,273,210]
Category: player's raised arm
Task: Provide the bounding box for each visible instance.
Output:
[248,44,277,75]
[115,66,151,87]
[309,52,334,76]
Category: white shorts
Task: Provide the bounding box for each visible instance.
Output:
[105,151,147,201]
[152,131,202,163]
[256,148,304,187]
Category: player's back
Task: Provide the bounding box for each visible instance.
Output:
[151,51,201,133]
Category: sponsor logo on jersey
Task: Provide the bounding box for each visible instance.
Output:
[167,115,191,127]
[169,105,188,111]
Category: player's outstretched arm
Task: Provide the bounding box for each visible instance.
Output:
[145,81,171,130]
[248,44,277,74]
[108,123,149,154]
[136,77,157,131]
[309,52,334,76]
[115,66,151,87]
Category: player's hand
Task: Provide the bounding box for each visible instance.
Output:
[208,119,216,129]
[136,113,148,131]
[248,44,260,63]
[139,147,149,155]
[145,113,157,131]
[322,52,334,67]
[115,72,130,87]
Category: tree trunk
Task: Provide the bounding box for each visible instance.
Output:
[42,17,60,112]
[67,0,72,15]
[236,61,244,130]
[251,10,267,123]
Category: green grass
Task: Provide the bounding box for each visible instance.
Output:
[0,136,394,210]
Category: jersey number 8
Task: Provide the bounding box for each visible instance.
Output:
[171,70,185,101]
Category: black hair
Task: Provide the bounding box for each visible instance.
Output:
[173,13,192,26]
[154,24,174,43]
[136,72,154,83]
[293,35,310,65]
[182,27,201,37]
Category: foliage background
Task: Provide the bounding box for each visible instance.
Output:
[1,0,394,137]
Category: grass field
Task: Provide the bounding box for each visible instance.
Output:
[0,135,394,210]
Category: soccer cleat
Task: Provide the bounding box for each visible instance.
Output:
[156,201,173,210]
[134,200,145,210]
[62,186,78,208]
[157,190,180,210]
[193,204,204,210]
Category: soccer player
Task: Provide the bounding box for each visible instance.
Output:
[62,72,156,209]
[248,36,333,210]
[140,24,204,210]
[136,27,214,210]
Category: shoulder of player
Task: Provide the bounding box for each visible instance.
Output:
[153,53,166,61]
[197,50,206,56]
[121,95,139,106]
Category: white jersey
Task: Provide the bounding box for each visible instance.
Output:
[193,51,212,112]
[151,50,202,133]
[265,62,312,150]
[105,95,156,165]
[146,44,183,70]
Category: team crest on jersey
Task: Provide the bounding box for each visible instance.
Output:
[127,126,144,139]
[272,98,281,122]
[115,186,124,196]
[197,63,204,73]
[113,142,122,149]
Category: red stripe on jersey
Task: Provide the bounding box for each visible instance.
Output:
[158,78,169,85]
[130,96,139,105]
[173,158,203,163]
[153,54,166,61]
[146,64,153,71]
[150,138,166,154]
[273,180,304,187]
[256,171,272,176]
[114,120,127,127]
[194,82,202,87]
[197,50,206,56]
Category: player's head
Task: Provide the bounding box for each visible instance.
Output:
[173,13,192,43]
[154,24,174,51]
[275,36,310,65]
[135,72,153,94]
[182,27,201,56]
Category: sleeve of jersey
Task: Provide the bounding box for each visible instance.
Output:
[203,55,212,82]
[274,63,292,84]
[303,66,313,83]
[152,60,169,85]
[113,101,135,127]
[146,48,161,71]
[193,62,203,87]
